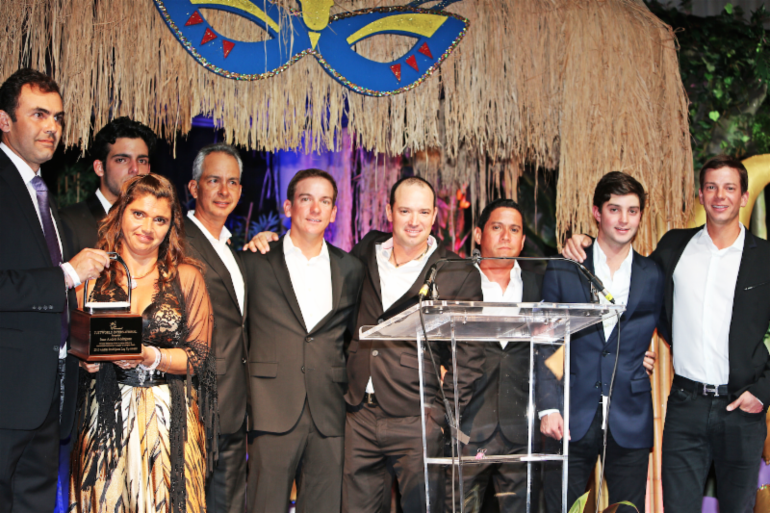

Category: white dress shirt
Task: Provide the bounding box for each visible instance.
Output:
[283,231,333,333]
[672,225,744,386]
[1,142,78,358]
[477,262,523,349]
[593,241,633,341]
[95,188,112,214]
[365,236,438,394]
[187,211,245,315]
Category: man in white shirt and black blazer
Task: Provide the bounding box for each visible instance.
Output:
[185,143,249,513]
[242,169,365,513]
[444,198,543,513]
[0,68,109,513]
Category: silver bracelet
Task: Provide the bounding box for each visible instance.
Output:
[138,346,162,373]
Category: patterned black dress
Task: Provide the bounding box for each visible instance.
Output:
[69,264,216,513]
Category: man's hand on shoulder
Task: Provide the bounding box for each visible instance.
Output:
[243,231,278,254]
[727,390,764,414]
[643,350,657,376]
[562,234,592,262]
[68,248,110,284]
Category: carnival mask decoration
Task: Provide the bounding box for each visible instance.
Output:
[153,0,468,96]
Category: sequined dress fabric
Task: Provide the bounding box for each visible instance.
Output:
[68,264,216,513]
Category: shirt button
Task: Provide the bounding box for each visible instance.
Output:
[53,345,59,351]
[241,358,247,364]
[306,336,313,342]
[595,381,601,389]
[301,366,305,373]
[372,350,379,357]
[602,351,609,357]
[377,318,383,324]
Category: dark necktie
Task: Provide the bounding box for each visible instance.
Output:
[30,175,68,349]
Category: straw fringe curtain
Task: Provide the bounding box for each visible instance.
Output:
[0,0,692,249]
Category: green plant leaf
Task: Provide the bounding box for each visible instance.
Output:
[569,492,590,513]
[709,111,721,122]
[603,501,639,513]
[725,3,734,15]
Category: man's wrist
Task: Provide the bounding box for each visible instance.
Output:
[538,408,559,419]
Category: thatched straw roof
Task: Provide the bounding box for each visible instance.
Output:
[0,0,693,251]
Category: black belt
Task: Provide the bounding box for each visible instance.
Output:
[116,367,168,387]
[673,375,728,397]
[364,392,378,406]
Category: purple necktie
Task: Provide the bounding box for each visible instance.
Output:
[30,175,68,349]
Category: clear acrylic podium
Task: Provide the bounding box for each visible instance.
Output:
[360,300,625,513]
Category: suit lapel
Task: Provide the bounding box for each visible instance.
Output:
[0,155,49,259]
[383,244,443,317]
[233,249,248,319]
[309,245,344,335]
[619,250,645,324]
[187,220,242,311]
[521,270,539,302]
[729,231,758,344]
[366,236,383,307]
[268,236,307,331]
[86,192,107,223]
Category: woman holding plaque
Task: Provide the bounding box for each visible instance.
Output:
[69,173,217,513]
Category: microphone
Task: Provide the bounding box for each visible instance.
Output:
[418,262,440,299]
[471,248,482,265]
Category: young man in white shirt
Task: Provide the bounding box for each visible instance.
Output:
[539,172,662,513]
[59,117,155,254]
[445,199,543,513]
[242,169,364,513]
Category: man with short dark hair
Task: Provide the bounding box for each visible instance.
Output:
[0,68,109,513]
[185,143,249,513]
[563,157,770,512]
[445,198,543,513]
[540,171,662,513]
[242,169,365,513]
[343,176,483,513]
[60,116,156,253]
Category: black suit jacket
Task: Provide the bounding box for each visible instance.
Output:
[59,192,106,254]
[461,269,542,444]
[184,218,249,435]
[0,151,79,438]
[242,237,364,437]
[651,226,770,405]
[346,230,484,424]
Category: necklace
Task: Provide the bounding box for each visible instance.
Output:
[129,262,157,289]
[392,245,430,268]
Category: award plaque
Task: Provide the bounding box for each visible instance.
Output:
[69,253,144,362]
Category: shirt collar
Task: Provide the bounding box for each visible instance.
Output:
[95,188,112,214]
[697,223,745,253]
[593,239,633,273]
[0,142,39,183]
[476,260,521,285]
[283,230,329,262]
[187,210,232,246]
[378,235,436,262]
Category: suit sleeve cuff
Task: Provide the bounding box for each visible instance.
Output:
[538,409,559,420]
[61,262,81,288]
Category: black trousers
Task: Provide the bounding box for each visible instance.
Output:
[342,403,444,513]
[543,406,649,513]
[0,379,60,513]
[248,400,343,513]
[662,380,766,513]
[444,426,540,513]
[207,419,247,513]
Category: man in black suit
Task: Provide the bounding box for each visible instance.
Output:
[563,156,770,512]
[185,143,249,513]
[0,68,109,513]
[445,199,543,513]
[242,169,365,513]
[60,117,155,254]
[343,177,483,513]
